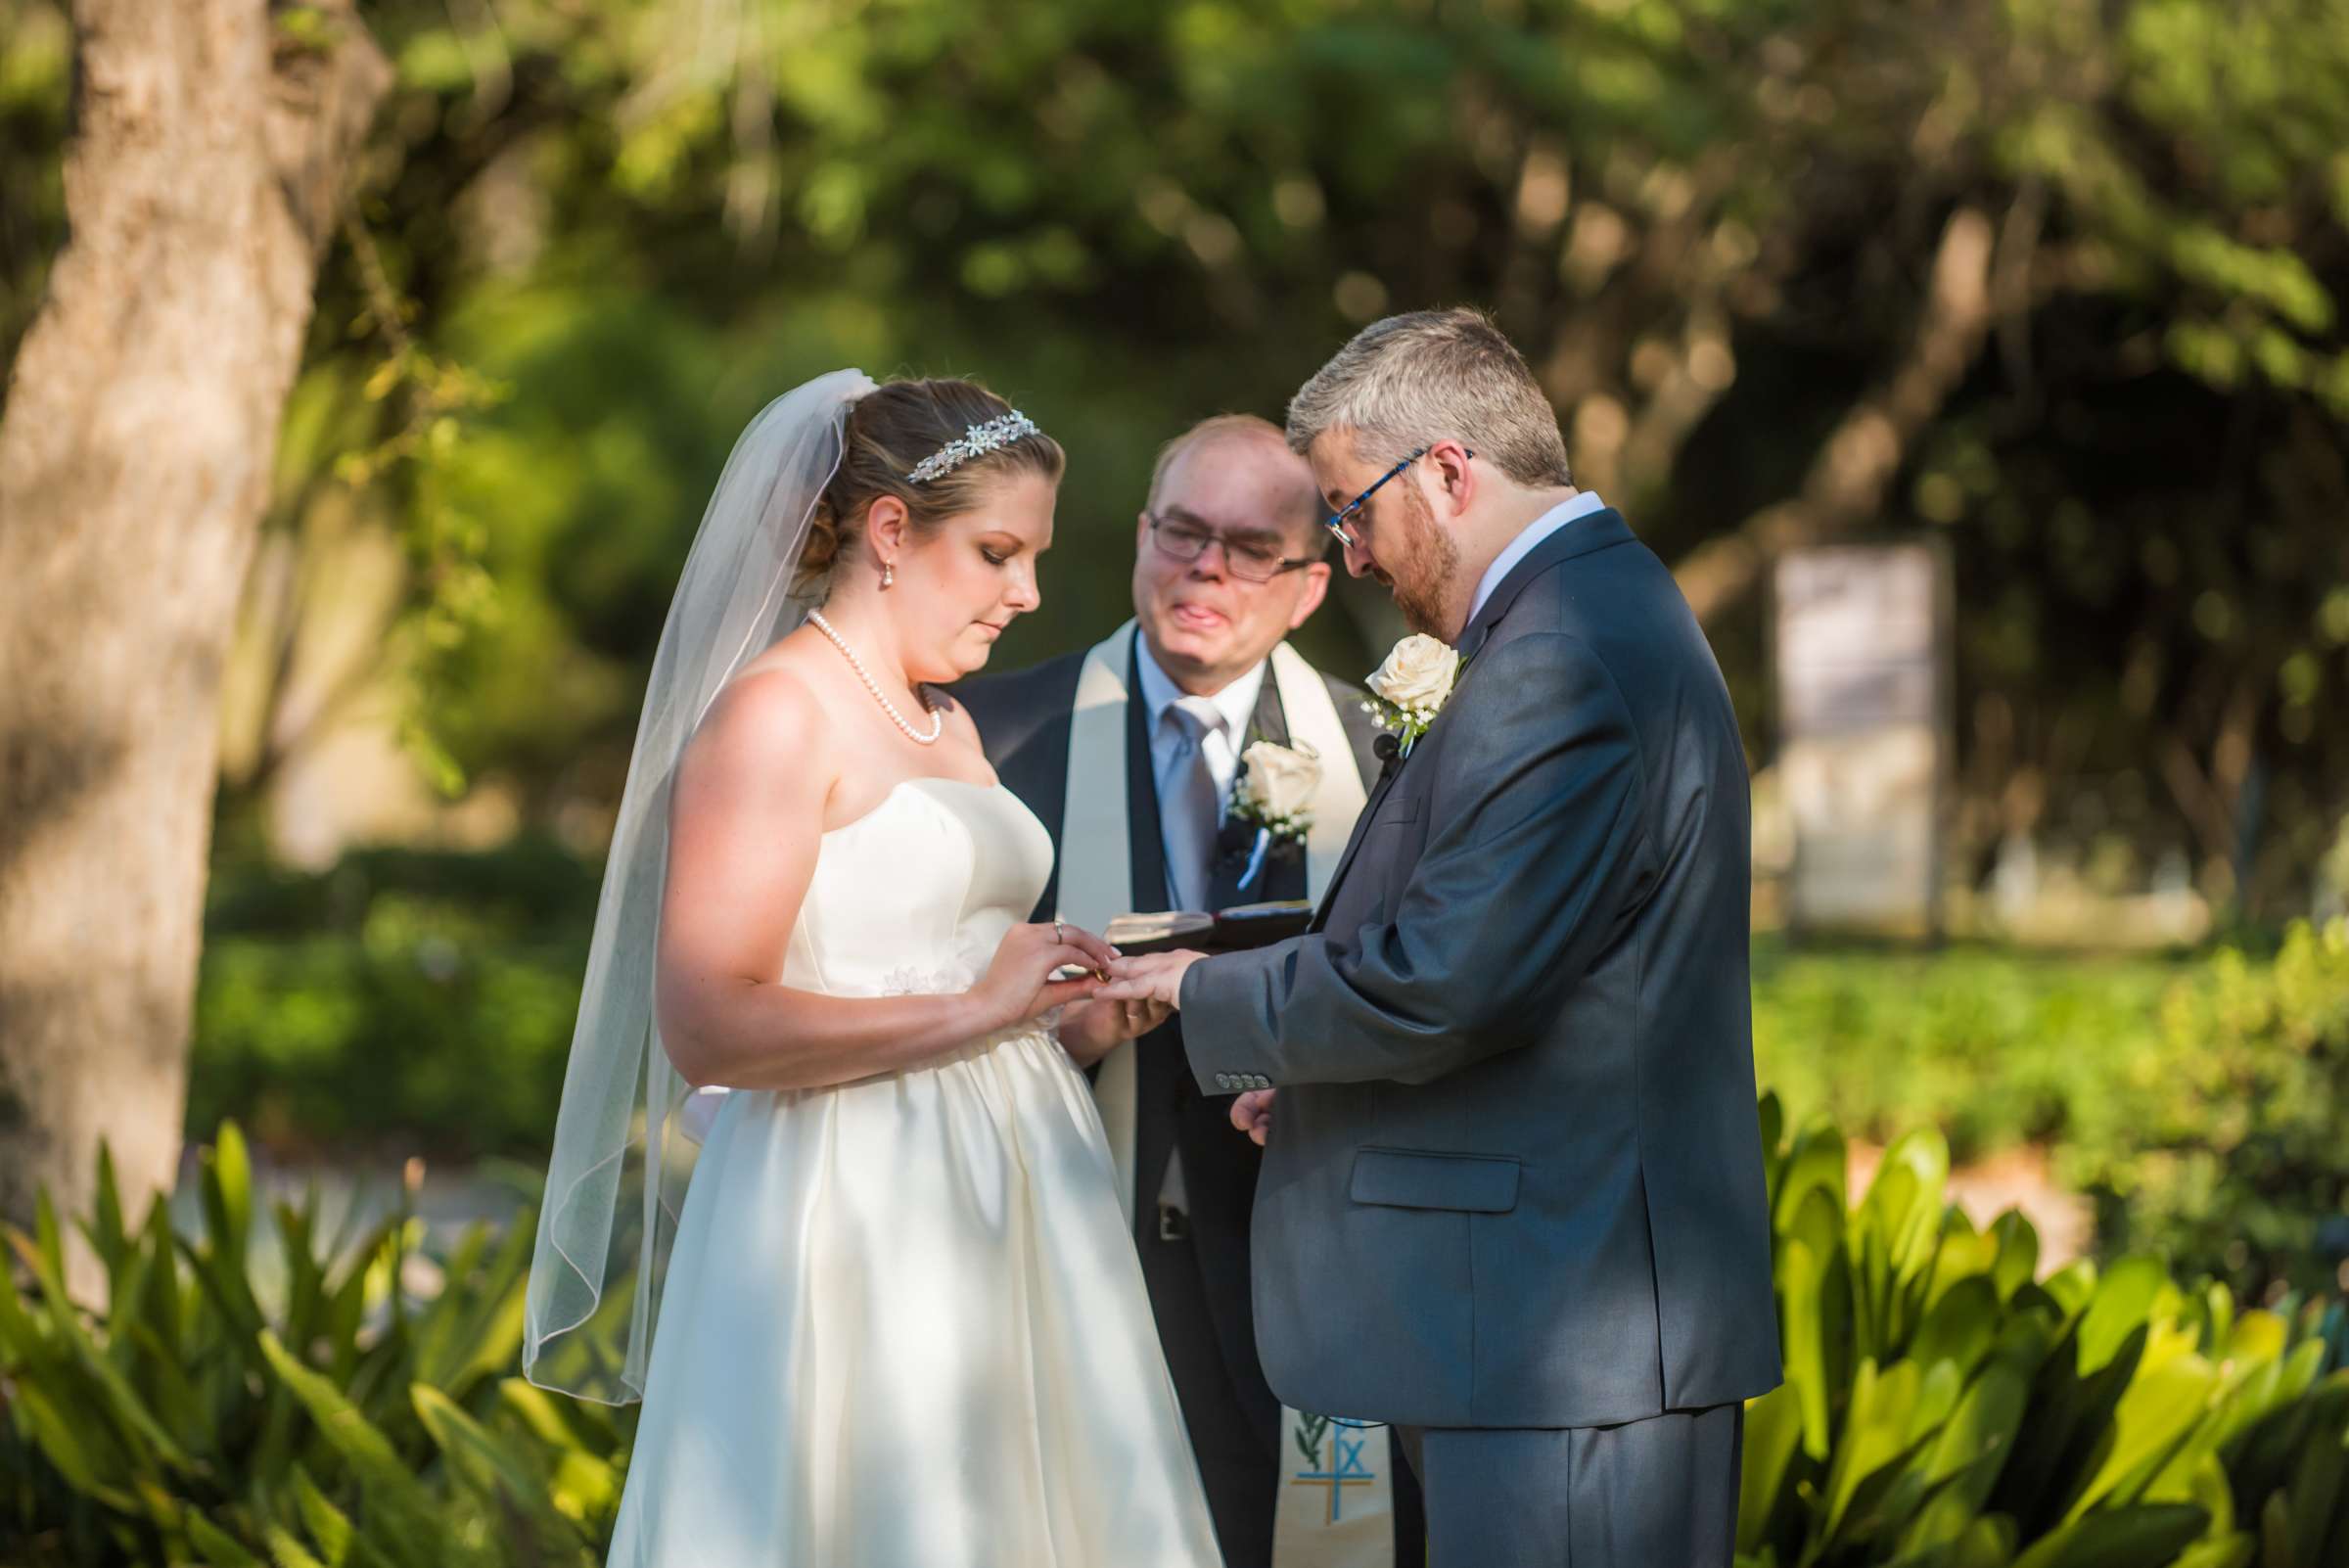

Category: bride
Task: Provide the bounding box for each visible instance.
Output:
[523,370,1223,1566]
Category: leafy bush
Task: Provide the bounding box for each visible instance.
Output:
[191,842,595,1159]
[1754,923,2349,1295]
[1751,941,2185,1165]
[191,925,582,1159]
[2070,920,2349,1301]
[4,1120,2343,1566]
[0,1125,628,1566]
[1740,1095,2349,1568]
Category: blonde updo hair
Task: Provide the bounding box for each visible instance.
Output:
[797,378,1066,594]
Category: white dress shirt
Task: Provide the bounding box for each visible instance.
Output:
[1466,489,1609,627]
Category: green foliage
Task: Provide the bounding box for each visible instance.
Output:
[139,0,2349,906]
[191,842,596,1160]
[10,1120,2341,1566]
[5,1118,2343,1566]
[0,1126,628,1566]
[11,0,2345,899]
[2073,921,2349,1301]
[1752,942,2185,1166]
[1738,1098,2349,1568]
[1756,922,2349,1299]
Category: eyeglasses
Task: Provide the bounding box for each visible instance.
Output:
[1321,444,1473,549]
[1145,515,1323,583]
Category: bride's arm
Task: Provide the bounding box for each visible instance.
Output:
[654,671,1111,1091]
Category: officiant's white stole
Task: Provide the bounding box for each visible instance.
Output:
[1057,620,1395,1568]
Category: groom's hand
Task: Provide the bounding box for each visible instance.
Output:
[1052,993,1174,1066]
[1099,950,1205,1011]
[1230,1088,1275,1146]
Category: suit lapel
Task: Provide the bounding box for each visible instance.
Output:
[1309,511,1632,931]
[1247,672,1289,749]
[1308,745,1402,933]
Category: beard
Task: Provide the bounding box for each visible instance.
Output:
[1380,482,1462,638]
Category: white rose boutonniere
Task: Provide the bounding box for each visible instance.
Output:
[1362,633,1462,757]
[1228,739,1321,892]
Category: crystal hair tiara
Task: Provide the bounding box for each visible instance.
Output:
[908,412,1042,484]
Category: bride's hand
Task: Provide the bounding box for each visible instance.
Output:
[972,921,1120,1034]
[1051,993,1174,1067]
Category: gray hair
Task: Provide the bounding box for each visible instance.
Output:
[1285,307,1571,486]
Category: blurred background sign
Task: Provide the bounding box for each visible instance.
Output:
[1774,541,1951,938]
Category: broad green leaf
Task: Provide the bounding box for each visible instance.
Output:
[1777,1229,1835,1461]
[1739,1382,1805,1556]
[32,1189,69,1302]
[2043,1262,2099,1323]
[255,1331,449,1562]
[548,1446,622,1527]
[2077,1259,2167,1377]
[87,1139,128,1277]
[1990,1211,2041,1303]
[11,1380,139,1510]
[203,1122,255,1266]
[188,1510,269,1568]
[264,1524,332,1568]
[412,1383,582,1547]
[2164,1535,2252,1568]
[1911,1276,2004,1383]
[2280,1388,2349,1568]
[290,1464,355,1568]
[1821,1357,1925,1540]
[1773,1120,1847,1236]
[10,1222,198,1475]
[2008,1502,2210,1568]
[497,1373,623,1455]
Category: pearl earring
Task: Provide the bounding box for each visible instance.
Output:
[881,562,896,589]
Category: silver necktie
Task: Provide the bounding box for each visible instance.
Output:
[1160,698,1225,912]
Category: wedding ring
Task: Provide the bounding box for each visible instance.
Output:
[1053,920,1066,944]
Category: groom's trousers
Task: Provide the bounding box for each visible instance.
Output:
[1397,1403,1742,1566]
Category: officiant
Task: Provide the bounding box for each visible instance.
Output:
[958,415,1414,1568]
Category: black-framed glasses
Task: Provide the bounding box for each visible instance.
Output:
[1145,514,1323,583]
[1321,444,1473,548]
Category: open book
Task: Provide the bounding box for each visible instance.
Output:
[1103,899,1314,955]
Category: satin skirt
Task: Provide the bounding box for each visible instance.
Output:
[607,1028,1222,1567]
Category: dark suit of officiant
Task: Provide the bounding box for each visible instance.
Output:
[958,638,1416,1568]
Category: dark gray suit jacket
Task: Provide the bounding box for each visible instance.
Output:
[1180,511,1782,1432]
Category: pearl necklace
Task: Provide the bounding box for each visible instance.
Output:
[806,610,944,745]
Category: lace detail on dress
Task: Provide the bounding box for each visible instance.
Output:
[875,964,980,997]
[867,962,1054,1066]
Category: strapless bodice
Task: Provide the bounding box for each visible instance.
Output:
[782,777,1054,997]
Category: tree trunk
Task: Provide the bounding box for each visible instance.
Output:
[0,0,388,1270]
[1672,205,1997,625]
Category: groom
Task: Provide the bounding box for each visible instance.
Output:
[958,415,1420,1568]
[1104,311,1782,1566]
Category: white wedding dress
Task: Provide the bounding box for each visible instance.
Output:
[606,776,1222,1567]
